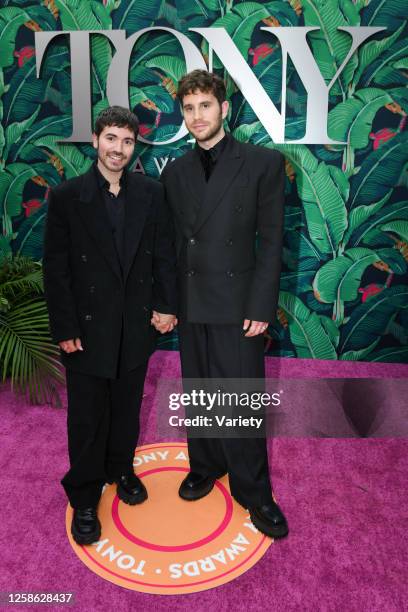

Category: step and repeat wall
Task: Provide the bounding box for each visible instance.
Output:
[0,0,407,362]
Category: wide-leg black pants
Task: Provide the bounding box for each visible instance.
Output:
[178,321,273,509]
[62,362,148,509]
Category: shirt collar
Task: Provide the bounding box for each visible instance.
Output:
[196,133,228,163]
[93,162,127,190]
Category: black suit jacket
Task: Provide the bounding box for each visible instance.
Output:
[161,136,285,325]
[43,165,177,378]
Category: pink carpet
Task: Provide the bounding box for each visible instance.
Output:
[0,353,407,611]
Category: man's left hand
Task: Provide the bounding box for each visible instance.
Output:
[243,319,268,337]
[151,311,177,334]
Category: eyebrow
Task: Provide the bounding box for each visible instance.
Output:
[105,132,135,141]
[183,100,213,108]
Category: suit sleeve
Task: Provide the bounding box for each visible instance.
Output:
[151,180,178,315]
[43,188,81,343]
[244,151,285,324]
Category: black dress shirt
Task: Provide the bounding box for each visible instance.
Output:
[94,163,126,268]
[196,134,228,181]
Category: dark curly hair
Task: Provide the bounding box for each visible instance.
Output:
[177,70,226,106]
[94,106,139,138]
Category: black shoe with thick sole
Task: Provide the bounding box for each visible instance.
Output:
[71,507,101,545]
[179,472,216,501]
[116,473,148,505]
[248,501,289,539]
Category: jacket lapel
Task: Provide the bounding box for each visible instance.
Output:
[192,137,244,234]
[123,172,151,282]
[76,167,122,282]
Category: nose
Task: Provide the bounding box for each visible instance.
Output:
[193,107,202,121]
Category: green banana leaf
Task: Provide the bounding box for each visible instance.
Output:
[201,2,273,69]
[339,285,408,352]
[113,0,164,30]
[302,0,360,98]
[0,7,28,69]
[0,163,37,237]
[3,107,40,163]
[375,247,407,274]
[268,144,348,254]
[328,88,392,149]
[313,247,380,304]
[349,200,408,247]
[342,191,392,246]
[349,132,408,208]
[339,338,380,360]
[361,39,408,87]
[33,136,93,180]
[145,55,187,83]
[361,0,407,29]
[379,220,408,242]
[278,290,338,359]
[55,0,111,29]
[366,347,408,363]
[2,58,47,125]
[130,33,183,71]
[351,23,405,89]
[23,4,58,31]
[9,115,72,163]
[13,208,47,260]
[279,270,315,294]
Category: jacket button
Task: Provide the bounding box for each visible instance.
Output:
[226,270,234,278]
[139,278,144,284]
[235,206,242,213]
[187,269,195,277]
[85,314,92,321]
[89,286,95,293]
[189,237,196,245]
[226,239,233,246]
[81,254,87,262]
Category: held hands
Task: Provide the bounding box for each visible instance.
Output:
[151,311,178,334]
[243,319,269,337]
[59,338,83,353]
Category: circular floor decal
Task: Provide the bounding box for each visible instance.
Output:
[66,443,273,594]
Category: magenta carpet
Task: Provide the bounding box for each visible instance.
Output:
[0,352,407,611]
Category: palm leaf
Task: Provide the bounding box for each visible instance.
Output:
[0,297,63,405]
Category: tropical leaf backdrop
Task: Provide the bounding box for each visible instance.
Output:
[0,0,407,362]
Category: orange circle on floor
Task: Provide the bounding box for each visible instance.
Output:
[66,443,273,594]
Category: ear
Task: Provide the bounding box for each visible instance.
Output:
[92,132,98,150]
[221,100,229,120]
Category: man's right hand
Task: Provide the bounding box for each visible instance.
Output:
[59,338,83,353]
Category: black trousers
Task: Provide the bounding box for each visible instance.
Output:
[62,362,148,509]
[178,321,273,509]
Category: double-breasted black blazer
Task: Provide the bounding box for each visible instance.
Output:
[161,136,285,325]
[43,165,177,379]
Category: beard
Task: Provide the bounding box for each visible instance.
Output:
[192,112,224,144]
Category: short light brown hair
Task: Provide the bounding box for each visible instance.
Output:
[177,70,226,106]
